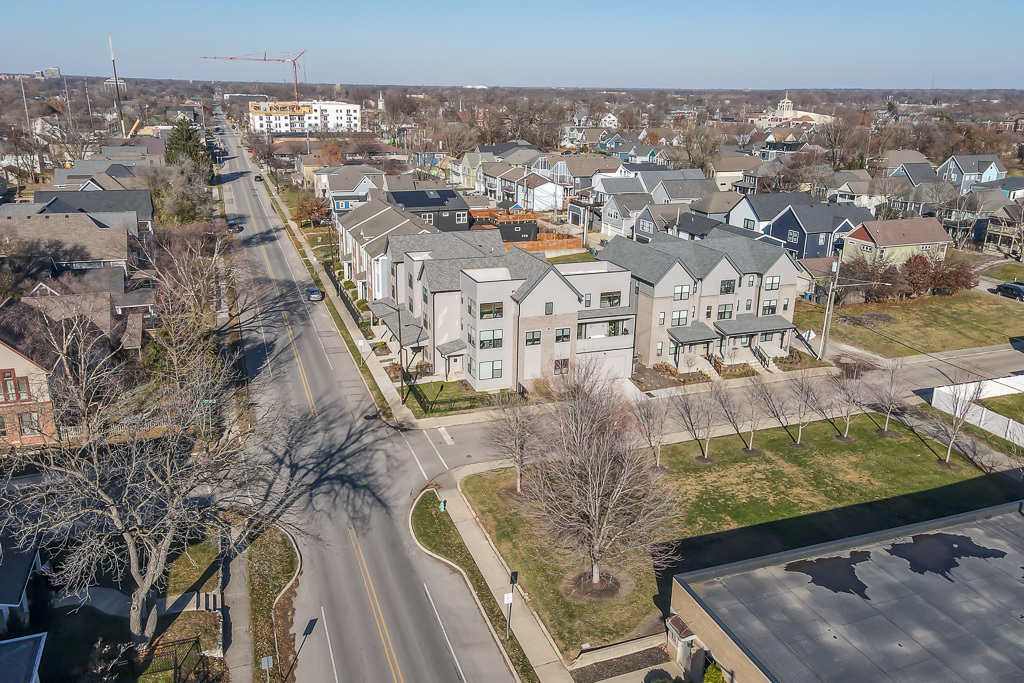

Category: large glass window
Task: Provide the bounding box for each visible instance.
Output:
[1,371,29,402]
[717,304,733,320]
[762,299,778,315]
[673,284,690,301]
[18,412,39,435]
[525,331,541,346]
[480,360,502,380]
[553,359,569,375]
[480,302,503,319]
[555,328,570,343]
[467,299,476,317]
[544,302,553,315]
[764,276,780,291]
[720,279,735,295]
[600,291,621,308]
[479,329,503,349]
[672,310,687,326]
[787,230,799,243]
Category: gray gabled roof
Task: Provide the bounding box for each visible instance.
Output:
[0,633,46,683]
[714,313,795,336]
[898,162,939,186]
[668,213,724,237]
[689,191,744,216]
[33,190,154,222]
[949,154,1006,174]
[788,203,874,234]
[637,169,705,192]
[654,179,719,201]
[338,198,436,258]
[745,192,819,220]
[386,229,505,265]
[0,535,37,607]
[609,193,654,214]
[668,322,719,345]
[597,177,644,195]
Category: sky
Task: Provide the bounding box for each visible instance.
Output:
[3,0,1021,90]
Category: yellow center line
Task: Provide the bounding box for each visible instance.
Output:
[237,175,319,417]
[349,525,405,683]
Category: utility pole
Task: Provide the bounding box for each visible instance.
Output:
[109,34,126,137]
[83,78,94,131]
[62,76,74,137]
[20,78,30,132]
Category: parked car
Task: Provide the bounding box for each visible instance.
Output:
[996,281,1024,301]
[227,220,242,233]
[254,174,263,182]
[306,287,324,301]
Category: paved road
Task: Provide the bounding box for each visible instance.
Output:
[214,118,512,683]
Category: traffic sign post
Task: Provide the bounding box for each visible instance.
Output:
[260,655,274,683]
[505,571,518,640]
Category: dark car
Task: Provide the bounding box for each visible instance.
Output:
[996,281,1024,301]
[253,174,263,182]
[306,287,324,301]
[227,220,242,233]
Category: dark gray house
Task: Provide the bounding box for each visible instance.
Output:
[766,203,873,258]
[385,189,472,232]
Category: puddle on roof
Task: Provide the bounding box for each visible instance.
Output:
[785,550,872,600]
[886,533,1006,582]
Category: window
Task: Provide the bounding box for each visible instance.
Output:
[422,311,429,327]
[673,284,690,301]
[18,412,39,435]
[760,332,774,342]
[717,304,733,320]
[468,299,476,317]
[584,293,591,308]
[480,302,503,319]
[659,312,666,326]
[608,320,625,336]
[467,326,476,346]
[860,244,873,252]
[600,291,621,308]
[705,305,712,319]
[479,329,503,349]
[743,299,751,311]
[743,218,755,230]
[480,360,502,380]
[762,299,778,315]
[553,358,569,375]
[1,371,29,402]
[818,233,827,246]
[720,279,736,295]
[555,328,571,343]
[526,330,541,346]
[634,280,640,294]
[422,286,428,304]
[747,276,755,288]
[467,357,476,378]
[672,310,687,326]
[764,276,780,291]
[787,229,799,243]
[921,244,933,250]
[740,335,751,347]
[544,302,553,316]
[408,273,413,289]
[422,213,433,225]
[783,298,789,311]
[656,341,664,357]
[456,211,468,224]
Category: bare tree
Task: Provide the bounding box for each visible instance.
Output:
[490,392,538,493]
[829,371,863,439]
[714,379,744,446]
[743,374,771,452]
[630,397,670,468]
[673,387,719,461]
[818,112,856,170]
[438,122,477,159]
[872,358,908,434]
[524,362,677,585]
[938,373,984,464]
[787,369,820,445]
[671,123,725,175]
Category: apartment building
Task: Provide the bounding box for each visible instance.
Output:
[599,235,800,368]
[372,232,635,391]
[248,100,361,133]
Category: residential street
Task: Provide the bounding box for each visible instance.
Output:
[215,119,513,683]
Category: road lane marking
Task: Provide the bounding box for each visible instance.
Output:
[438,427,455,445]
[422,429,449,469]
[397,432,429,481]
[348,526,405,683]
[239,184,318,417]
[423,583,465,682]
[319,605,342,683]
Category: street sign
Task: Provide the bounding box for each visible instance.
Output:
[357,339,364,348]
[509,571,518,585]
[504,592,514,605]
[260,656,273,670]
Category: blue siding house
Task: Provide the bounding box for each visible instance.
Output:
[766,203,874,259]
[935,154,1006,194]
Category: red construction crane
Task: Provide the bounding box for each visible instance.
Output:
[201,51,306,102]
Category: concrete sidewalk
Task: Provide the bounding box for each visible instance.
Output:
[439,463,574,683]
[222,546,252,680]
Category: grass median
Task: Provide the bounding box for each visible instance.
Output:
[462,415,1023,657]
[249,526,299,683]
[411,489,540,683]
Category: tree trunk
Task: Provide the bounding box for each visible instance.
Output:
[704,437,712,460]
[884,411,891,433]
[946,437,955,463]
[844,420,851,438]
[797,423,804,444]
[655,445,661,468]
[748,427,755,451]
[591,560,601,585]
[129,588,147,646]
[515,465,522,494]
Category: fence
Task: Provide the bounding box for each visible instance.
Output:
[506,233,583,253]
[125,637,206,682]
[931,375,1024,447]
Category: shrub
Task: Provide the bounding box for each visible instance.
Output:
[356,299,369,311]
[321,258,334,272]
[704,663,725,683]
[342,280,355,290]
[652,361,678,376]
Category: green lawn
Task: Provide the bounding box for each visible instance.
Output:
[977,392,1024,421]
[792,291,1024,357]
[411,491,539,683]
[984,262,1024,283]
[949,248,988,265]
[548,251,596,264]
[249,527,298,683]
[165,535,220,596]
[406,380,496,417]
[774,349,831,371]
[462,416,1022,657]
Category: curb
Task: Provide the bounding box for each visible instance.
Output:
[408,487,524,683]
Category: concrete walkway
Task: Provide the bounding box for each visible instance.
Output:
[222,546,252,680]
[53,587,220,618]
[439,463,574,683]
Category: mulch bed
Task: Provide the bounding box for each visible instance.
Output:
[632,363,705,392]
[570,645,671,683]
